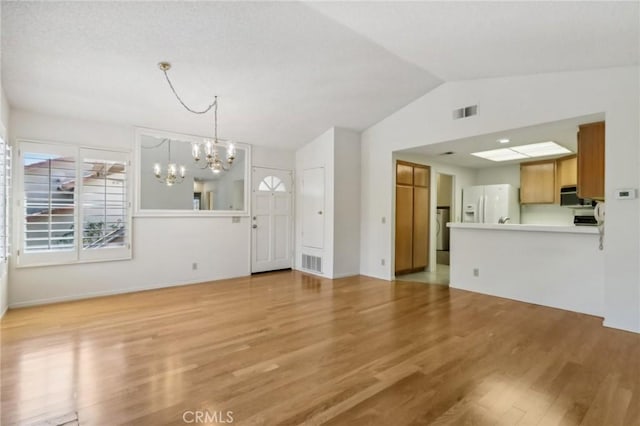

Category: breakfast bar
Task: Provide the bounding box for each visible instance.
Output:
[447,223,604,317]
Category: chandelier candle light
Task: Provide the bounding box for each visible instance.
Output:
[158,62,236,175]
[153,139,186,186]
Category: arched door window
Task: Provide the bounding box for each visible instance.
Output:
[258,176,286,192]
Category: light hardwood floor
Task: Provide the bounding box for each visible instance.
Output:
[1,271,639,425]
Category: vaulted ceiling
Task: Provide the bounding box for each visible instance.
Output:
[2,1,638,149]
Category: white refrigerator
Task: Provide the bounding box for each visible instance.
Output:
[462,184,520,224]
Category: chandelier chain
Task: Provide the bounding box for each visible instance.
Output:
[161,68,217,115]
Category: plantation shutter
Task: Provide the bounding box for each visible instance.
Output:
[20,142,78,265]
[79,148,130,261]
[18,141,131,266]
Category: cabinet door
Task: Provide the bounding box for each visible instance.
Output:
[397,163,413,186]
[413,166,429,187]
[555,155,577,203]
[520,160,556,204]
[578,121,605,200]
[557,155,577,188]
[395,185,414,273]
[412,186,429,269]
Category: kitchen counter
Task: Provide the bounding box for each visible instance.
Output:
[448,222,598,234]
[448,222,604,317]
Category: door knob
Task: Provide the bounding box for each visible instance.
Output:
[252,224,257,229]
[318,211,323,215]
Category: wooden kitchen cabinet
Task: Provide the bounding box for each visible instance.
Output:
[577,121,605,200]
[556,155,577,188]
[520,159,556,204]
[395,161,430,275]
[555,154,577,203]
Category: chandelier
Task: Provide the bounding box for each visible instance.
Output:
[153,139,186,186]
[159,62,235,174]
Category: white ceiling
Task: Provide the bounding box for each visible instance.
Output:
[399,113,605,169]
[2,2,638,150]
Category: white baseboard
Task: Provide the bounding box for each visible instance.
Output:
[8,275,250,309]
[331,272,360,279]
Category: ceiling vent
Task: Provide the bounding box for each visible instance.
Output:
[453,104,478,120]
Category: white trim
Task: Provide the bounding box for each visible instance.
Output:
[135,127,252,217]
[250,166,294,273]
[331,272,360,279]
[8,273,250,308]
[14,140,133,267]
[13,255,132,269]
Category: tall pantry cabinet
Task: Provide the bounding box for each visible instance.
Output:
[395,161,430,275]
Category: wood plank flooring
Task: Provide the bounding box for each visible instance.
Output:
[1,271,639,425]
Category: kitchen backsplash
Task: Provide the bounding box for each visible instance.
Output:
[520,204,574,225]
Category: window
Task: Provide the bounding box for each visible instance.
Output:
[18,141,131,266]
[258,175,286,192]
[0,138,10,262]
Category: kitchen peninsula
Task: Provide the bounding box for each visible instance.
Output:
[448,223,603,318]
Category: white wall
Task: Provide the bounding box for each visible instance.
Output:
[333,128,361,278]
[8,109,294,307]
[450,226,604,317]
[392,152,475,273]
[475,164,574,225]
[295,127,361,279]
[360,66,640,333]
[295,128,335,277]
[0,86,9,316]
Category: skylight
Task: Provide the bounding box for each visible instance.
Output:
[471,141,571,162]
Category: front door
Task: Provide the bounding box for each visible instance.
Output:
[251,167,293,273]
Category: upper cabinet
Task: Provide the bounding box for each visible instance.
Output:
[577,121,605,200]
[520,159,556,204]
[555,154,577,203]
[556,155,577,188]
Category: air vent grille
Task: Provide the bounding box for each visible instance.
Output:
[302,254,322,273]
[453,104,478,120]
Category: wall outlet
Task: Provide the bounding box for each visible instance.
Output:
[473,268,479,277]
[381,259,385,266]
[192,262,198,271]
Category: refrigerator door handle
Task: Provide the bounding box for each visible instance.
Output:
[483,195,488,224]
[477,198,482,223]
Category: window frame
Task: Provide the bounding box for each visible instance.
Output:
[134,127,251,217]
[0,126,10,264]
[15,139,132,268]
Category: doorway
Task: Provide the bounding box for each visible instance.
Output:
[435,173,453,267]
[396,172,453,286]
[251,167,293,273]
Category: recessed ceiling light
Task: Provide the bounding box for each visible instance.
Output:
[472,141,572,162]
[471,148,528,162]
[511,141,571,157]
[497,138,510,144]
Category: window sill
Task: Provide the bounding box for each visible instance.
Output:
[14,255,133,269]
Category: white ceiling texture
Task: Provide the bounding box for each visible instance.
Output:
[2,1,638,150]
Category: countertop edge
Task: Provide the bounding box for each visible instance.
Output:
[447,223,599,234]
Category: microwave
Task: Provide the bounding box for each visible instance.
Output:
[560,186,594,208]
